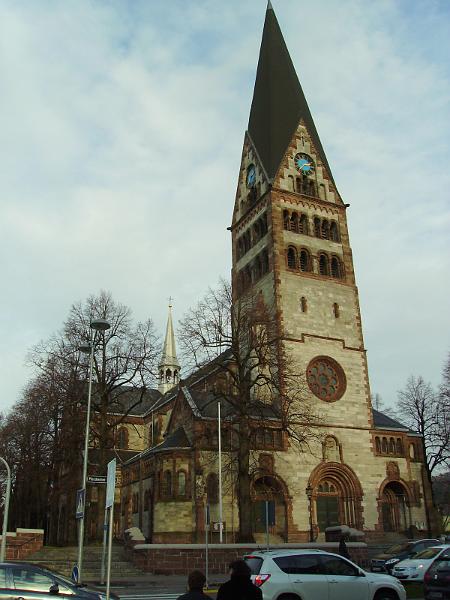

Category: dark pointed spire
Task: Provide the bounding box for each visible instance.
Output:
[248,5,335,185]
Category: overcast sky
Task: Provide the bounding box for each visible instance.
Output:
[1,0,449,414]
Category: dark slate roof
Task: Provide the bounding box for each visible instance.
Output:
[124,427,191,464]
[185,388,279,420]
[372,409,413,432]
[106,386,162,416]
[248,4,336,186]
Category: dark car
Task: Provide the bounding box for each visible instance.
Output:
[0,562,119,600]
[371,539,440,574]
[424,546,450,599]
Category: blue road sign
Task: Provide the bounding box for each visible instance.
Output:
[71,565,79,583]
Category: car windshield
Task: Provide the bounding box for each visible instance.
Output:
[40,569,76,588]
[414,547,442,560]
[385,542,410,554]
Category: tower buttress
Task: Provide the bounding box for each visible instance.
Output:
[158,303,181,394]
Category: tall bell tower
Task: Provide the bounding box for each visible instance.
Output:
[231,3,373,431]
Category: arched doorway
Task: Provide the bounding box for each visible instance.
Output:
[380,481,410,532]
[252,476,287,541]
[309,463,364,533]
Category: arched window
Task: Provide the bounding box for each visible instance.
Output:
[287,247,297,269]
[178,471,186,496]
[264,429,273,447]
[375,437,381,453]
[261,213,268,235]
[331,256,341,279]
[163,470,172,498]
[296,177,302,193]
[116,427,128,450]
[290,213,298,233]
[299,214,308,235]
[396,439,403,455]
[261,249,269,275]
[299,249,310,272]
[382,438,388,453]
[300,296,307,313]
[409,443,415,459]
[283,210,290,230]
[389,438,396,454]
[314,217,321,238]
[321,220,330,240]
[165,368,172,382]
[288,175,295,191]
[206,473,219,504]
[333,303,340,318]
[319,254,329,276]
[330,222,339,242]
[253,255,262,281]
[319,183,327,201]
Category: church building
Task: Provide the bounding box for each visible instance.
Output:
[118,3,433,543]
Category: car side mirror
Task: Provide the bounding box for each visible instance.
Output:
[49,584,59,594]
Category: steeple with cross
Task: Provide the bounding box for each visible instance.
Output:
[158,301,181,394]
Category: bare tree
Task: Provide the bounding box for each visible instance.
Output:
[178,279,318,542]
[29,290,160,537]
[396,375,450,485]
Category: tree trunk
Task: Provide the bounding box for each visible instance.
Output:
[236,417,254,542]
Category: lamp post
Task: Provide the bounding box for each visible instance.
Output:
[0,457,11,562]
[77,318,110,583]
[306,484,314,543]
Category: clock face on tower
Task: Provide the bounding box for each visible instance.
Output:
[246,164,256,188]
[294,153,315,176]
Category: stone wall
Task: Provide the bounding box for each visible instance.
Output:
[126,542,368,575]
[0,528,44,560]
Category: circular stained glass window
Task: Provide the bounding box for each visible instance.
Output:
[306,356,346,402]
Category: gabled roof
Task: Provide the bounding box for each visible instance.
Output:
[372,408,414,433]
[124,426,191,465]
[103,386,162,416]
[248,4,336,186]
[186,389,279,420]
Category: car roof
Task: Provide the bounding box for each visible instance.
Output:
[245,549,328,558]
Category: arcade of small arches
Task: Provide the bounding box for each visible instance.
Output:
[286,173,321,199]
[283,210,340,243]
[286,246,344,279]
[374,435,404,457]
[159,367,179,386]
[237,248,270,293]
[236,212,268,260]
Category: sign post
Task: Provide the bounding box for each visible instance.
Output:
[205,503,210,589]
[75,489,85,520]
[105,459,116,600]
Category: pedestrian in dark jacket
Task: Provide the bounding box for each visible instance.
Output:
[176,570,211,600]
[339,535,351,560]
[216,559,262,600]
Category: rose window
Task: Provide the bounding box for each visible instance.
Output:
[306,356,346,402]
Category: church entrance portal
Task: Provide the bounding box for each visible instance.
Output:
[380,481,410,532]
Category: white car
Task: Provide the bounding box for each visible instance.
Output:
[244,549,406,600]
[392,544,450,582]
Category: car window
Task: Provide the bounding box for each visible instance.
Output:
[320,555,359,577]
[386,542,409,554]
[274,554,321,574]
[244,557,263,575]
[414,547,442,560]
[0,567,8,588]
[13,568,54,591]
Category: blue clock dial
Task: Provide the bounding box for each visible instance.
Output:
[294,153,315,175]
[246,164,256,188]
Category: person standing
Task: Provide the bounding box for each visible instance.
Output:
[338,534,351,560]
[216,559,262,600]
[176,570,211,600]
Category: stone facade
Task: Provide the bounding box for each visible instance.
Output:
[117,4,434,544]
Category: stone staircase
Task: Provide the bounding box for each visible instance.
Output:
[25,544,144,581]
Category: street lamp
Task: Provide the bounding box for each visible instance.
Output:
[77,318,110,583]
[0,457,11,562]
[306,484,314,543]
